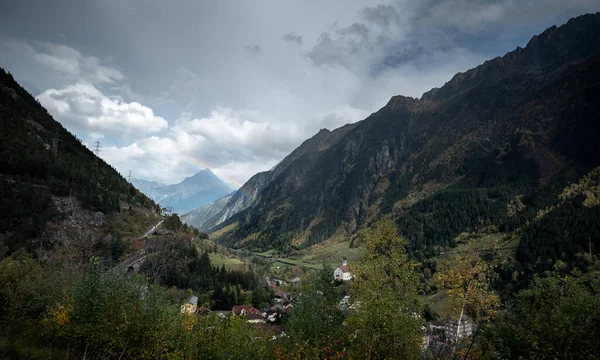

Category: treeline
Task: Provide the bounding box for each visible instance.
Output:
[139,235,272,310]
[0,68,158,253]
[2,219,599,359]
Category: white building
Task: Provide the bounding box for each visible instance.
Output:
[333,259,352,281]
[444,316,473,341]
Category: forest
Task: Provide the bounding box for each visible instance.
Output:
[0,68,158,255]
[1,219,599,359]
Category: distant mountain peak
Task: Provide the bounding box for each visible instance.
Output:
[132,168,233,213]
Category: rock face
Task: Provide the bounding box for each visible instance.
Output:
[181,192,234,230]
[212,13,600,251]
[187,123,360,231]
[132,169,233,214]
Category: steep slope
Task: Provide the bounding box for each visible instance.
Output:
[132,169,233,214]
[181,191,234,230]
[197,122,360,231]
[214,13,600,265]
[0,68,159,257]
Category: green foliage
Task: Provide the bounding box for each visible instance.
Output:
[0,68,158,252]
[282,265,346,357]
[346,219,423,359]
[163,213,184,231]
[483,271,600,359]
[0,253,271,359]
[517,199,600,274]
[140,237,266,310]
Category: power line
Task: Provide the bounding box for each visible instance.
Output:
[93,140,102,156]
[93,140,102,172]
[127,170,132,183]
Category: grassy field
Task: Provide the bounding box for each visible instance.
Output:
[208,253,247,271]
[209,222,238,240]
[250,239,365,276]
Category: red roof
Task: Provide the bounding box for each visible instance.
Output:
[232,305,261,316]
[244,313,265,321]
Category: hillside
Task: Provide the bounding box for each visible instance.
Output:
[213,13,600,271]
[132,169,233,214]
[181,191,234,230]
[193,123,359,231]
[0,68,160,259]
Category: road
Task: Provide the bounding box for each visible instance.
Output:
[142,219,164,238]
[112,219,163,272]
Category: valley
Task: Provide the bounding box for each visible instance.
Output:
[1,9,600,360]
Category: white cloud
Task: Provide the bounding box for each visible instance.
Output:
[99,104,366,186]
[37,83,168,137]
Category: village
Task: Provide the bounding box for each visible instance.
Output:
[179,257,475,348]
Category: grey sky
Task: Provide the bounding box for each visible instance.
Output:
[1,0,598,187]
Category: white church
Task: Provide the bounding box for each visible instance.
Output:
[333,259,352,281]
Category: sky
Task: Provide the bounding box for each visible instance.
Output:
[1,0,599,188]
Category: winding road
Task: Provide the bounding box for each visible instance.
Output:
[112,219,164,273]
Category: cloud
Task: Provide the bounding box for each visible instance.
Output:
[306,32,362,69]
[4,0,599,187]
[30,41,124,84]
[37,83,168,137]
[243,44,261,56]
[99,104,368,185]
[362,4,401,28]
[113,83,145,103]
[282,32,303,45]
[305,4,409,71]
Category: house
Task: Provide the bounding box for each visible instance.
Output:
[180,296,198,314]
[262,309,279,323]
[338,295,351,310]
[274,290,292,303]
[244,313,266,324]
[232,305,261,316]
[266,277,287,288]
[216,311,228,319]
[444,316,473,341]
[333,259,352,281]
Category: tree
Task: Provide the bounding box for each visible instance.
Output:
[346,219,423,359]
[434,240,499,356]
[483,270,600,359]
[163,214,183,232]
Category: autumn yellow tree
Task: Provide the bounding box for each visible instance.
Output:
[434,240,499,355]
[346,218,423,359]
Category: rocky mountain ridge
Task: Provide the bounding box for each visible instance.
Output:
[132,169,233,214]
[210,13,600,270]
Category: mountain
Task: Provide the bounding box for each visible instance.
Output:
[132,169,234,214]
[130,178,166,200]
[191,122,360,231]
[213,13,600,271]
[181,192,234,230]
[0,67,159,257]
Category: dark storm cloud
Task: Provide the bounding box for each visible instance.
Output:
[2,0,599,184]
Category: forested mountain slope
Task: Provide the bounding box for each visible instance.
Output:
[214,13,600,272]
[191,123,359,231]
[0,68,159,257]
